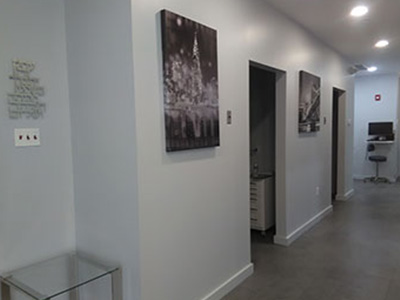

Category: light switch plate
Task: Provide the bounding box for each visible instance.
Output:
[14,128,40,147]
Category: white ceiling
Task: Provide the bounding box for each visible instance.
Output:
[263,0,400,75]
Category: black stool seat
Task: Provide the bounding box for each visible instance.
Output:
[369,155,387,162]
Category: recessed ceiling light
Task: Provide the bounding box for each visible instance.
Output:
[350,6,369,17]
[375,40,389,48]
[367,66,377,72]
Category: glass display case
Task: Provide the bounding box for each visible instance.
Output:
[0,253,121,300]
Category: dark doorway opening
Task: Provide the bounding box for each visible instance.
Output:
[332,88,345,201]
[249,64,276,241]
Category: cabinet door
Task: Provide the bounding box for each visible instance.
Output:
[250,180,263,229]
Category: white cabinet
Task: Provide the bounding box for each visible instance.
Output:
[250,176,274,233]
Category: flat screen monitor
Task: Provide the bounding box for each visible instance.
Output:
[368,122,393,136]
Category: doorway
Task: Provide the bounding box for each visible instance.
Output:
[332,88,345,201]
[249,63,277,243]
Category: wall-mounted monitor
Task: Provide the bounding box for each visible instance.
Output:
[368,122,393,136]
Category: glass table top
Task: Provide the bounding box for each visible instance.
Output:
[1,253,118,300]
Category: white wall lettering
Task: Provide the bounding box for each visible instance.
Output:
[7,59,46,119]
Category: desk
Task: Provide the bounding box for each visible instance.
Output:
[0,253,121,300]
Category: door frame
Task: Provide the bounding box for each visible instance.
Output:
[249,61,287,242]
[332,87,346,201]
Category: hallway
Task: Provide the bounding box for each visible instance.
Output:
[224,181,400,300]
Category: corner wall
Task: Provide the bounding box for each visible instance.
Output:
[131,0,354,299]
[0,0,75,272]
[64,0,141,299]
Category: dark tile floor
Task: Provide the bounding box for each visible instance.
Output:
[223,181,400,300]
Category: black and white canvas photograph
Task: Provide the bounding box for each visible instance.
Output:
[298,71,321,133]
[161,10,219,152]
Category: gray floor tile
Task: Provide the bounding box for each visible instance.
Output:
[223,286,259,300]
[223,181,400,300]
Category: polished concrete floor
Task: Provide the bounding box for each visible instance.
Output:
[223,181,400,300]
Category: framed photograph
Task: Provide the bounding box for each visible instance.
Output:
[161,10,220,152]
[298,71,321,133]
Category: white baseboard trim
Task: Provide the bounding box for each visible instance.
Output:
[273,205,333,247]
[200,263,254,300]
[336,189,354,201]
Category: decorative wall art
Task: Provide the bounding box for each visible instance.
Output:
[161,10,219,152]
[298,71,321,133]
[7,59,46,119]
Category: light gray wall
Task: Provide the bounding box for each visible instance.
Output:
[0,0,75,272]
[0,1,356,299]
[64,0,141,299]
[131,0,354,299]
[353,74,399,181]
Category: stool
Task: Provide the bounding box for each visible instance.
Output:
[364,155,389,183]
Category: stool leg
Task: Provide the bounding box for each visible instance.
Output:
[1,281,11,300]
[376,162,379,179]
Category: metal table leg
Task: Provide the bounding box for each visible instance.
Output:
[69,254,80,300]
[1,279,11,300]
[111,269,122,300]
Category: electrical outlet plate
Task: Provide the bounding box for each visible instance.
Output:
[227,110,232,125]
[14,128,40,147]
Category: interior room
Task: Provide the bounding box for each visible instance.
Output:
[0,0,399,300]
[353,74,400,182]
